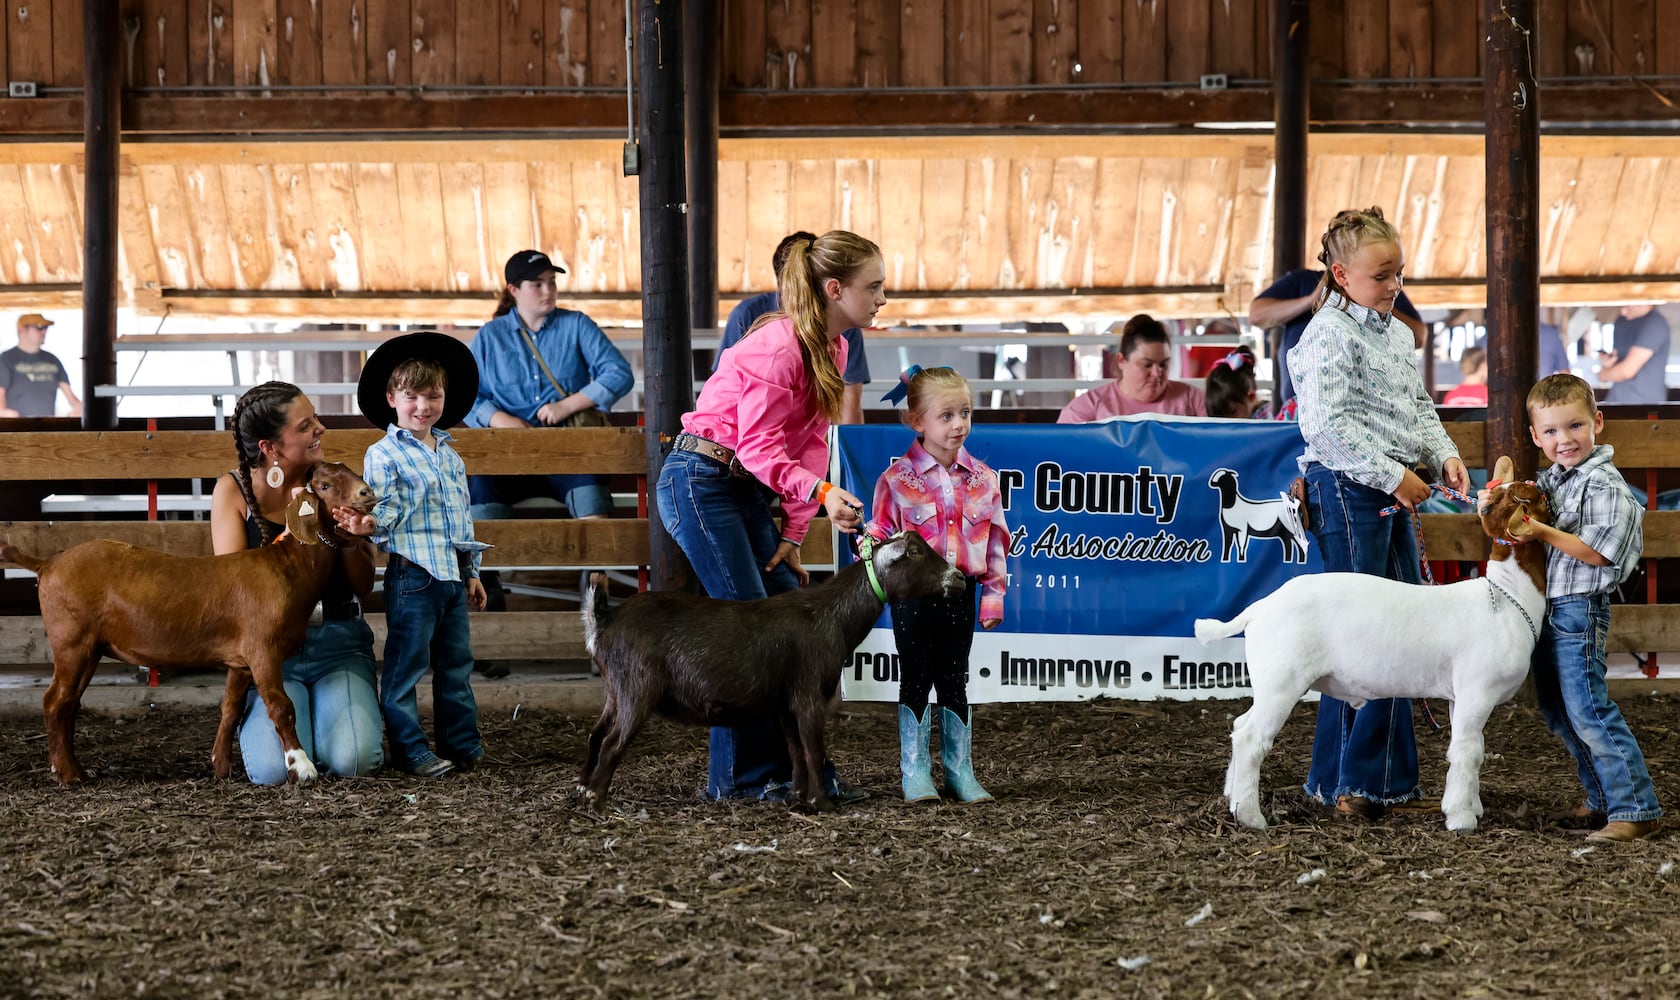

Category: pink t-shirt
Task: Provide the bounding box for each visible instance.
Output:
[682,317,846,543]
[1056,380,1207,423]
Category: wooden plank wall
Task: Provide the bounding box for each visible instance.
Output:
[0,1,1624,92]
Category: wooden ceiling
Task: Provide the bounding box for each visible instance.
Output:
[0,132,1676,324]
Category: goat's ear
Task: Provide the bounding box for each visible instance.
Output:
[284,489,322,543]
[1491,455,1515,484]
[1506,506,1534,539]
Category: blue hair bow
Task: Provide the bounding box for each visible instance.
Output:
[880,364,955,406]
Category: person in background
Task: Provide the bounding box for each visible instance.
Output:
[719,230,871,424]
[655,229,878,805]
[0,313,81,418]
[1442,346,1488,406]
[1056,314,1207,422]
[210,382,384,785]
[1540,320,1571,377]
[1250,266,1426,409]
[1598,304,1672,405]
[1292,206,1468,821]
[1204,347,1262,419]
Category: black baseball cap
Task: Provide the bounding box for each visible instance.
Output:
[505,250,565,286]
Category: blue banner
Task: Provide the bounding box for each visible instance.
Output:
[834,417,1322,701]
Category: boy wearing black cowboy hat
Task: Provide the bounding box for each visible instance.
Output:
[344,332,488,778]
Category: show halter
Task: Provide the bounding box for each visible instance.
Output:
[879,364,955,406]
[855,535,888,601]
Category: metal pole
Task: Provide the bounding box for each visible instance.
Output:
[1483,0,1540,480]
[637,0,694,593]
[685,0,719,360]
[83,0,121,430]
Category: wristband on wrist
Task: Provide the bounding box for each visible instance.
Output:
[816,481,834,503]
[780,535,800,547]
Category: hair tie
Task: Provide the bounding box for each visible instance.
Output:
[879,364,955,406]
[1212,350,1252,372]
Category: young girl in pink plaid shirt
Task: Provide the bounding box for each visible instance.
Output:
[867,366,1010,803]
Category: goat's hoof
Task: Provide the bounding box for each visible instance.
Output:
[1445,816,1479,835]
[284,750,320,784]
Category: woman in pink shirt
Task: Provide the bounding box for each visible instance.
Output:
[1056,314,1207,422]
[655,229,879,804]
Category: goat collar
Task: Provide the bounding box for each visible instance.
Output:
[1486,577,1538,642]
[856,536,888,602]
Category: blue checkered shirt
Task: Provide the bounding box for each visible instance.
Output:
[1293,290,1459,493]
[1537,444,1643,598]
[363,425,480,581]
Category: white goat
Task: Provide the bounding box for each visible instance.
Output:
[1194,457,1550,834]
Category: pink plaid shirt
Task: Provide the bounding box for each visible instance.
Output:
[682,316,845,543]
[867,439,1010,623]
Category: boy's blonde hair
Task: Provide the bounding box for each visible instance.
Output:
[902,366,972,425]
[388,358,448,396]
[1527,372,1596,420]
[1316,206,1402,309]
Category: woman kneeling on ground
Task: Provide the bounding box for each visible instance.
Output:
[208,381,385,784]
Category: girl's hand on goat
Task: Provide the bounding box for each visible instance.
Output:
[467,577,488,611]
[332,508,378,537]
[981,618,1001,630]
[1442,457,1470,496]
[765,541,811,587]
[1392,468,1432,510]
[823,485,865,533]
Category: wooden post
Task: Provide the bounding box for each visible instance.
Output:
[685,0,719,354]
[1483,0,1540,479]
[1271,0,1310,284]
[83,0,121,431]
[637,0,694,593]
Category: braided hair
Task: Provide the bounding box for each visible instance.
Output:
[1315,206,1402,312]
[229,381,303,545]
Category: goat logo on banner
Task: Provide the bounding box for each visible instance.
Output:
[1207,468,1310,563]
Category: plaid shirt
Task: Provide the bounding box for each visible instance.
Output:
[1293,291,1458,493]
[865,439,1011,623]
[1538,444,1643,598]
[364,425,481,582]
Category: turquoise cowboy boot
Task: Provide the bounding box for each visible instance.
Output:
[898,704,939,803]
[939,705,993,803]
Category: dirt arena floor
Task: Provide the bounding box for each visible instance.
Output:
[2,694,1678,998]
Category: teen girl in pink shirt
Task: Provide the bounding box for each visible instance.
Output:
[655,230,879,804]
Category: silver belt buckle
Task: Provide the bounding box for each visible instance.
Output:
[308,601,324,626]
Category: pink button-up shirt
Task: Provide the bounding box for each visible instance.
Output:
[866,439,1011,623]
[682,316,845,543]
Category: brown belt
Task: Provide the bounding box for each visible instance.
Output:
[673,432,750,478]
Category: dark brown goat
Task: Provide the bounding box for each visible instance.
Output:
[579,531,968,812]
[1,462,376,786]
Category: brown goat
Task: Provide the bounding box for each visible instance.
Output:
[578,531,968,812]
[1,462,376,786]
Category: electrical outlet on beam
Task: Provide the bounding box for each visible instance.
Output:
[8,81,38,98]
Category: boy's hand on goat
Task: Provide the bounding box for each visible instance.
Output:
[1392,468,1433,509]
[765,541,811,587]
[332,508,378,537]
[467,577,488,611]
[1442,457,1470,495]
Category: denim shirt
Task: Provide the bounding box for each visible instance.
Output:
[466,308,634,427]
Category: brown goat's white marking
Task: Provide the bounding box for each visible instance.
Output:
[285,749,319,784]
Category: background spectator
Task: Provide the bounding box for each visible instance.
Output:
[0,313,81,418]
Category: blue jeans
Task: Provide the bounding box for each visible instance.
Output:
[1532,594,1661,822]
[656,448,837,799]
[239,617,384,785]
[380,561,481,769]
[1301,463,1424,805]
[469,473,612,519]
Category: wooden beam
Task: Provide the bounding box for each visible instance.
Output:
[0,81,1674,138]
[0,427,648,480]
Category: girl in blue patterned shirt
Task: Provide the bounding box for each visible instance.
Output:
[1292,207,1469,820]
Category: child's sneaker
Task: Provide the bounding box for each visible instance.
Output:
[451,751,486,773]
[405,753,456,778]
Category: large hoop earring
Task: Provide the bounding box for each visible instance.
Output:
[265,460,284,489]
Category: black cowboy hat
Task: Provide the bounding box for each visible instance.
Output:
[357,331,480,431]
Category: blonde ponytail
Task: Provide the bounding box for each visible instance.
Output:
[777,230,880,422]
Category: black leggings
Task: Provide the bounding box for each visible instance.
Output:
[889,576,979,719]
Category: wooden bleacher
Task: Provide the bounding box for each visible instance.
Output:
[0,420,1676,671]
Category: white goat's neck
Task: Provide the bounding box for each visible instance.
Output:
[1485,537,1548,611]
